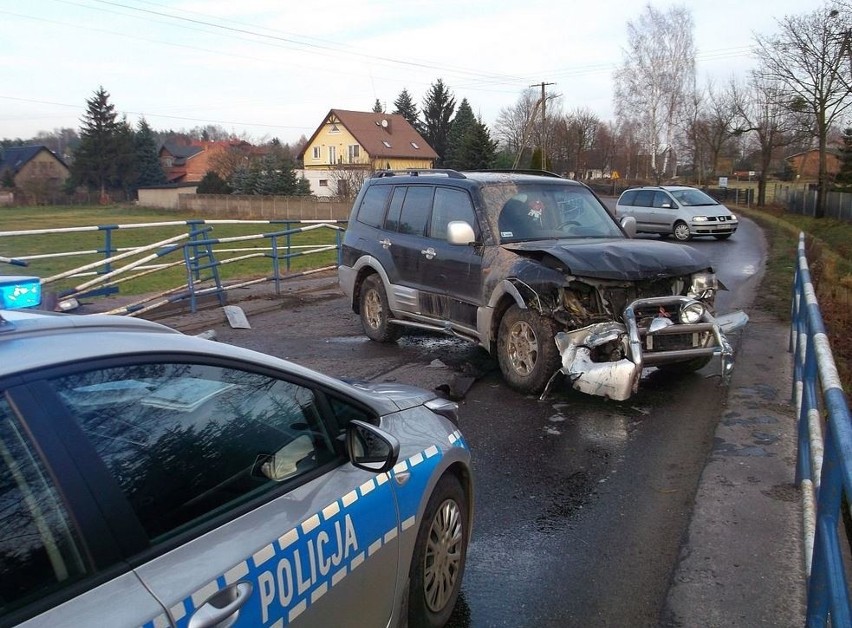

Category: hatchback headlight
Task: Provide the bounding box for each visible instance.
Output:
[688,272,717,299]
[679,300,706,324]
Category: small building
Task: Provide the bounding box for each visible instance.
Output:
[159,139,254,183]
[0,145,70,204]
[298,109,437,196]
[137,183,199,209]
[786,149,841,179]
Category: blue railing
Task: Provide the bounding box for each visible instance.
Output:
[792,232,852,626]
[0,219,345,315]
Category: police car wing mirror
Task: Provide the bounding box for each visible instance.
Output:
[346,420,400,473]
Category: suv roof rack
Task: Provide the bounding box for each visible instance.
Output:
[371,169,467,179]
[469,169,564,178]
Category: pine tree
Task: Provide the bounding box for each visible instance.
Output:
[457,118,498,170]
[421,79,456,167]
[392,89,422,134]
[372,99,384,113]
[836,127,852,187]
[71,86,122,202]
[444,98,476,169]
[197,171,232,194]
[134,118,166,191]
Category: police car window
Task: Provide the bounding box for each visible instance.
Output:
[429,187,477,240]
[0,398,87,616]
[50,364,338,541]
[356,185,391,228]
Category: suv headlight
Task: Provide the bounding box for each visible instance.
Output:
[679,300,706,324]
[688,271,717,299]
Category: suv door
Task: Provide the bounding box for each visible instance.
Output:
[422,186,483,328]
[23,358,402,628]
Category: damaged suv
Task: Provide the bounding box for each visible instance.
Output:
[338,170,748,401]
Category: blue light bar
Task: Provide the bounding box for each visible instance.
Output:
[0,276,42,309]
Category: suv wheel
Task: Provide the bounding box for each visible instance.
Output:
[497,305,561,394]
[359,274,402,342]
[672,221,692,241]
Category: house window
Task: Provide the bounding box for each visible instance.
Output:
[382,141,391,148]
[312,147,320,160]
[348,145,360,161]
[329,146,337,164]
[329,124,340,134]
[411,142,419,149]
[319,179,328,187]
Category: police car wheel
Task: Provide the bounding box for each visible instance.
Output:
[408,474,468,628]
[359,274,402,342]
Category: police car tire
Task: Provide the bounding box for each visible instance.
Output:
[496,305,561,394]
[359,274,403,342]
[408,474,468,628]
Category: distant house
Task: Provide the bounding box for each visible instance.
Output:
[786,148,841,179]
[159,139,253,183]
[298,109,437,196]
[0,145,70,204]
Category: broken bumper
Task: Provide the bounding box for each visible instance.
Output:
[552,295,749,401]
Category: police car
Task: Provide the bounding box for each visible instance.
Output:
[0,276,472,628]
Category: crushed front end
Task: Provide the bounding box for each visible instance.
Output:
[538,272,748,401]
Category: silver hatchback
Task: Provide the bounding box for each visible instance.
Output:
[615,185,738,241]
[0,276,472,628]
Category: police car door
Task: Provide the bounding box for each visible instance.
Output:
[42,359,402,628]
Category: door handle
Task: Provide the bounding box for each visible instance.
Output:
[379,238,392,249]
[421,247,436,260]
[188,581,253,628]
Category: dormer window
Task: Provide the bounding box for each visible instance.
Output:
[411,142,419,149]
[382,141,391,148]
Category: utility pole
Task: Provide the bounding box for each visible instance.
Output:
[531,81,555,170]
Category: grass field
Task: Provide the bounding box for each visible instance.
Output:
[0,205,342,298]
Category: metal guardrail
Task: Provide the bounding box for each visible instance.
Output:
[0,219,345,316]
[792,231,852,626]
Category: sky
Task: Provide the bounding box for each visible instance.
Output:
[0,0,817,146]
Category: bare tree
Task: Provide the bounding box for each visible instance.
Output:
[696,82,740,180]
[753,1,852,216]
[554,108,600,179]
[614,4,696,182]
[731,74,805,206]
[327,167,370,200]
[494,88,561,168]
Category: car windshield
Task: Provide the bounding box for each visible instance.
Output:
[668,189,719,206]
[485,183,623,243]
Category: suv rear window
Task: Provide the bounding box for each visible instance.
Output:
[356,186,391,228]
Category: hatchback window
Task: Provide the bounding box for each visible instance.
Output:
[669,188,719,206]
[51,364,338,541]
[430,187,477,240]
[0,398,87,615]
[653,192,673,208]
[633,190,655,207]
[619,190,637,206]
[356,185,391,228]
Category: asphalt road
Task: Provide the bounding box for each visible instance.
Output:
[130,215,802,627]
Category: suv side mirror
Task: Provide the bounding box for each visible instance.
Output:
[620,216,637,238]
[447,220,476,245]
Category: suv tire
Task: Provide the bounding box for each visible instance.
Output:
[497,305,561,394]
[359,274,403,342]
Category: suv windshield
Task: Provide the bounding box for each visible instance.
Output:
[486,184,622,242]
[669,189,719,206]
